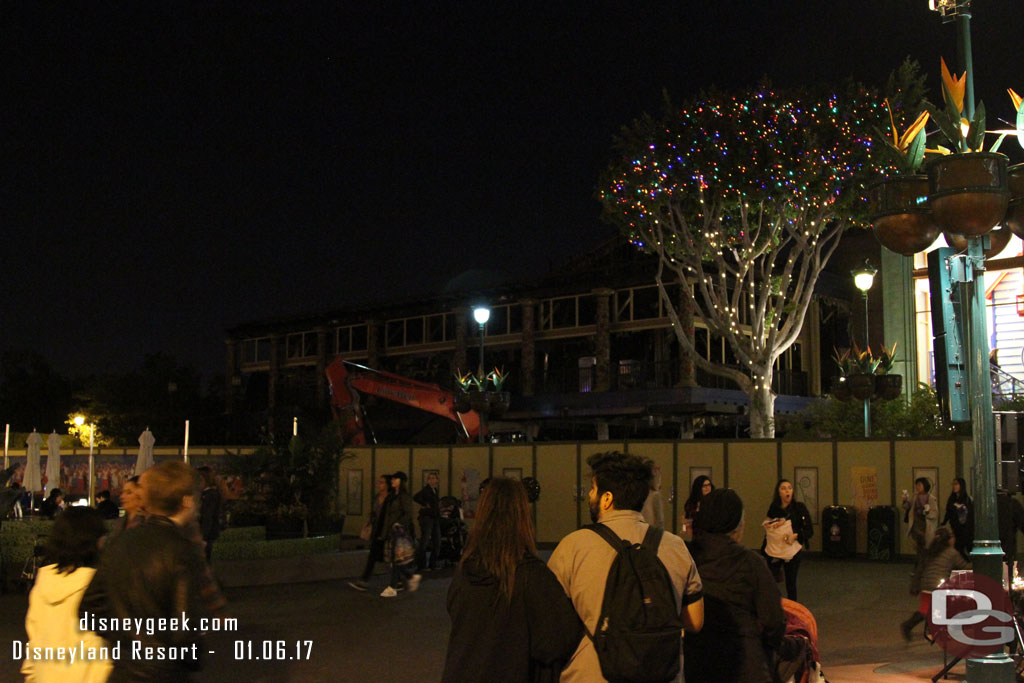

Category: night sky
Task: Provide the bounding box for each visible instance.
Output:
[2,1,1019,379]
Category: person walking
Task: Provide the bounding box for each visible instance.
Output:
[414,471,442,572]
[196,466,222,563]
[442,477,582,682]
[684,488,787,683]
[380,471,421,598]
[761,478,814,601]
[941,477,973,560]
[901,527,970,641]
[348,473,391,592]
[80,461,207,682]
[547,451,704,683]
[902,477,939,556]
[22,506,113,683]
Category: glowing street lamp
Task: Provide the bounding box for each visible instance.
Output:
[472,305,490,444]
[852,261,877,438]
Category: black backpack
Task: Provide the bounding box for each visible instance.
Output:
[584,523,684,683]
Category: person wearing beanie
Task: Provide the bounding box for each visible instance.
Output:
[683,488,786,683]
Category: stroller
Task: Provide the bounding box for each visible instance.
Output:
[436,496,468,566]
[777,598,827,683]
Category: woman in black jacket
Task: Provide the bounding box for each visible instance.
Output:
[380,471,418,597]
[762,479,813,601]
[940,477,974,560]
[442,477,581,683]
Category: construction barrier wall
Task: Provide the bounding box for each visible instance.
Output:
[1,438,976,557]
[341,438,976,556]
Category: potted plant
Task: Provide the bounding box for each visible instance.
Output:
[830,347,853,401]
[847,342,879,401]
[997,89,1024,237]
[453,369,474,413]
[868,94,940,255]
[486,367,511,417]
[923,58,1010,236]
[873,342,903,400]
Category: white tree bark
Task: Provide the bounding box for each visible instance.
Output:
[648,193,846,438]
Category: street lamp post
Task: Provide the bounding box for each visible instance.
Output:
[867,3,1012,679]
[473,305,490,444]
[852,262,877,438]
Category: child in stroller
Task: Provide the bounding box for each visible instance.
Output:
[437,496,468,567]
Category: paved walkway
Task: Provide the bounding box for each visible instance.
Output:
[0,552,981,682]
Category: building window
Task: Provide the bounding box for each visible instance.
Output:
[385,320,404,348]
[405,317,424,345]
[633,286,660,320]
[242,338,271,364]
[426,314,446,343]
[286,333,315,359]
[578,295,597,326]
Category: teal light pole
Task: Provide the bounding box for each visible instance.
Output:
[929,1,1012,679]
[852,262,877,438]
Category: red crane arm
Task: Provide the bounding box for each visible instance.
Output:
[325,358,481,444]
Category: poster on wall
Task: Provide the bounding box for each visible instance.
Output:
[794,467,818,523]
[460,468,482,518]
[850,466,878,520]
[502,468,522,480]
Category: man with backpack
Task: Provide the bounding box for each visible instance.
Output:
[548,452,704,683]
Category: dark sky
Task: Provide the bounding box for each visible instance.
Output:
[2,1,1019,379]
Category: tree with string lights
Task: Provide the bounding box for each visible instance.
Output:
[599,83,889,437]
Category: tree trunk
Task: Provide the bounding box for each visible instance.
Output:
[748,373,776,438]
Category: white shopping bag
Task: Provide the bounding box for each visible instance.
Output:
[764,518,802,561]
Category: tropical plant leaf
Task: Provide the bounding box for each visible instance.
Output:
[906,129,926,171]
[924,99,963,151]
[966,101,986,151]
[898,110,930,150]
[990,132,1008,154]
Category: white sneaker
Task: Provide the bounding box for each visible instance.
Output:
[380,586,398,598]
[408,574,423,592]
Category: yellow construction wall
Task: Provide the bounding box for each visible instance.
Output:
[536,443,579,544]
[725,441,779,549]
[781,442,835,553]
[492,445,533,481]
[333,438,971,555]
[340,447,374,536]
[834,441,891,554]
[451,445,489,530]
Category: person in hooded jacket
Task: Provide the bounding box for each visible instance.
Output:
[22,506,112,683]
[442,477,582,683]
[683,488,786,683]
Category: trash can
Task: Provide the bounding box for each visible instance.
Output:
[822,505,856,558]
[867,505,898,560]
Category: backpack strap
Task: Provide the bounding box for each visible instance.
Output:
[584,523,626,552]
[642,524,664,554]
[585,522,664,554]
